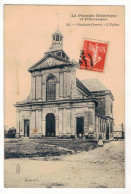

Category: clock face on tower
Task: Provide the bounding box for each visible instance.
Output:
[47,58,54,66]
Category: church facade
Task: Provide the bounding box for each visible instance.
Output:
[15,29,114,140]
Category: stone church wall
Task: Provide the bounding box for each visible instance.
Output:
[16,100,97,138]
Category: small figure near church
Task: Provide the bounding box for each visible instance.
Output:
[98,134,104,147]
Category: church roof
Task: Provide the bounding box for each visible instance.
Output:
[80,78,107,92]
[53,29,63,35]
[80,78,114,100]
[76,78,91,96]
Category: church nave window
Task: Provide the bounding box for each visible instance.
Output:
[46,75,56,100]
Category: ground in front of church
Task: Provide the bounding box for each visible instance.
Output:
[4,138,98,159]
[4,140,125,188]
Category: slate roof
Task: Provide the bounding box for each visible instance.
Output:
[76,78,91,96]
[53,29,63,35]
[80,78,107,92]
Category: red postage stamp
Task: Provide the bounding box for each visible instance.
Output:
[79,39,108,72]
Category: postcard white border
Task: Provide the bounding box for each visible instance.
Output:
[0,0,131,194]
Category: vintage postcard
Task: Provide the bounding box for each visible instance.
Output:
[4,5,125,188]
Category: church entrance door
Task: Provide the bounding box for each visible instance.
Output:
[46,113,55,137]
[76,117,84,137]
[24,119,30,137]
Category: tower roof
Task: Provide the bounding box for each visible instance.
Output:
[53,28,63,36]
[44,28,64,54]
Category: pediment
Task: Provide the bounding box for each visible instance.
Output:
[36,57,68,69]
[28,55,70,72]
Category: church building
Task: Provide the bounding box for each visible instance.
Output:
[15,29,114,140]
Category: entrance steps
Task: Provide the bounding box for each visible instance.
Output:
[41,137,58,139]
[41,137,73,141]
[21,137,30,140]
[31,136,98,142]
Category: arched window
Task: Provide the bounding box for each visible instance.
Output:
[46,75,56,100]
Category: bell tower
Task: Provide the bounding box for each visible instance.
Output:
[49,28,63,51]
[52,29,63,45]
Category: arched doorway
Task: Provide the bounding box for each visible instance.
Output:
[46,113,55,137]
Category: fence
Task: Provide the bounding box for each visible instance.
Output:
[114,123,124,139]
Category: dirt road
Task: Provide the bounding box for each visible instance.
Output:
[4,140,125,188]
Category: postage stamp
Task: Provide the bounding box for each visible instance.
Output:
[79,38,108,72]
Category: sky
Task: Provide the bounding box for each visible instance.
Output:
[4,5,125,128]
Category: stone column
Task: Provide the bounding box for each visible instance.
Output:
[36,110,42,137]
[58,108,63,136]
[63,72,67,98]
[36,76,42,99]
[101,119,103,138]
[32,76,36,99]
[108,120,111,140]
[84,113,88,136]
[56,81,59,100]
[42,119,46,136]
[103,119,106,140]
[88,106,95,133]
[42,83,46,101]
[96,116,99,139]
[94,116,97,139]
[106,119,110,140]
[98,117,100,134]
[55,118,59,136]
[70,108,75,136]
[67,72,71,97]
[71,70,77,98]
[59,72,64,98]
[41,110,43,135]
[21,116,24,137]
[112,121,114,139]
[63,108,67,135]
[30,110,36,136]
[42,74,46,101]
[16,110,20,137]
[66,108,71,135]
